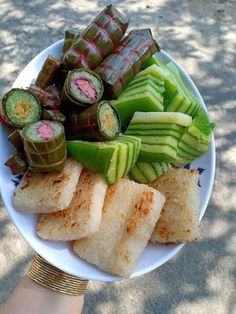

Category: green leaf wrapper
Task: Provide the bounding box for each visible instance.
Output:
[4,152,27,175]
[22,120,67,172]
[62,4,129,70]
[1,88,41,128]
[7,129,24,153]
[66,101,120,141]
[54,66,69,89]
[62,30,80,54]
[29,85,61,110]
[95,29,160,98]
[35,55,61,89]
[42,109,66,124]
[62,69,104,108]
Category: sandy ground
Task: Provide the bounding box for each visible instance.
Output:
[0,0,236,313]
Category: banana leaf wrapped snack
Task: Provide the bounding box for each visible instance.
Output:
[45,85,61,97]
[22,120,67,172]
[95,29,160,98]
[66,101,121,141]
[1,88,41,128]
[62,30,80,54]
[62,69,104,109]
[62,5,129,70]
[29,85,61,110]
[8,129,24,153]
[4,152,27,175]
[54,65,69,89]
[35,55,61,89]
[43,109,66,124]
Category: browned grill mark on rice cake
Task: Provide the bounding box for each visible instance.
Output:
[126,191,154,235]
[103,183,117,213]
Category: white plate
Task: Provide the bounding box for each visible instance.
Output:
[0,39,215,281]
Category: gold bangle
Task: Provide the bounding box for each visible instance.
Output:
[27,255,88,296]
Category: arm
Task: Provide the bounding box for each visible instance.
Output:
[1,256,88,314]
[1,276,84,314]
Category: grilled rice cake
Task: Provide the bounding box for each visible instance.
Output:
[13,158,83,213]
[37,169,108,241]
[149,168,200,244]
[73,178,165,278]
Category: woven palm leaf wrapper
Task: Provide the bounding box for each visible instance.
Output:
[95,29,160,98]
[62,69,104,110]
[22,120,67,172]
[35,55,61,89]
[62,30,80,54]
[62,4,129,70]
[66,101,121,141]
[29,85,61,110]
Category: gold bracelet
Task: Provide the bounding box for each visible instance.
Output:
[27,255,88,296]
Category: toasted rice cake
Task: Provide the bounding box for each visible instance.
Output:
[37,170,108,241]
[73,178,165,278]
[13,158,83,213]
[149,168,200,244]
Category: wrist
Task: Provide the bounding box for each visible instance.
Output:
[27,255,88,296]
